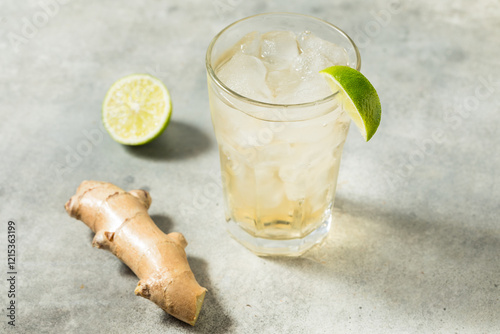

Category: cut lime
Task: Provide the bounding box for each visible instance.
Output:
[102,74,172,145]
[320,66,381,141]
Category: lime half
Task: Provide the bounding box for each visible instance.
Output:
[102,74,172,145]
[320,66,381,141]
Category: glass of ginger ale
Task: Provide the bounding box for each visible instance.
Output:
[206,13,360,255]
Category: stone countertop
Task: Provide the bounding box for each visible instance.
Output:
[0,1,499,333]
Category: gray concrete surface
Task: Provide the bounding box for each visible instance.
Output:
[0,0,499,333]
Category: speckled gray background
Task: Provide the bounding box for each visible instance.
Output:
[0,0,499,333]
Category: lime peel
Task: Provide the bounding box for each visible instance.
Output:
[102,74,172,145]
[320,66,381,141]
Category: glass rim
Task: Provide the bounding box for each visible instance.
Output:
[205,12,361,109]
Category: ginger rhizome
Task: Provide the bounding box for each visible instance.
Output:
[65,181,206,326]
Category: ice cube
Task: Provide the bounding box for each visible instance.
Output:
[239,31,261,57]
[266,69,301,101]
[279,165,307,201]
[257,142,292,161]
[291,37,345,103]
[294,49,332,77]
[227,162,256,208]
[221,31,261,60]
[217,53,273,102]
[270,66,332,104]
[284,182,306,202]
[298,31,320,50]
[279,163,302,183]
[298,31,348,66]
[293,74,333,103]
[260,31,300,70]
[255,165,285,209]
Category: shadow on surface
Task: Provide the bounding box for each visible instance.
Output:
[119,263,136,277]
[270,196,500,324]
[150,214,174,233]
[161,256,233,333]
[125,120,212,160]
[87,230,95,244]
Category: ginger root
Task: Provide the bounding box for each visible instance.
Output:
[65,181,206,326]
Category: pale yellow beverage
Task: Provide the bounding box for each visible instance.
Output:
[206,13,360,255]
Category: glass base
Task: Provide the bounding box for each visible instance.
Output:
[226,213,332,256]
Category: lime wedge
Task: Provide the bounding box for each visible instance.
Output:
[320,66,381,141]
[102,74,172,145]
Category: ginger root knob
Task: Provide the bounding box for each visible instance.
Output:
[65,181,206,326]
